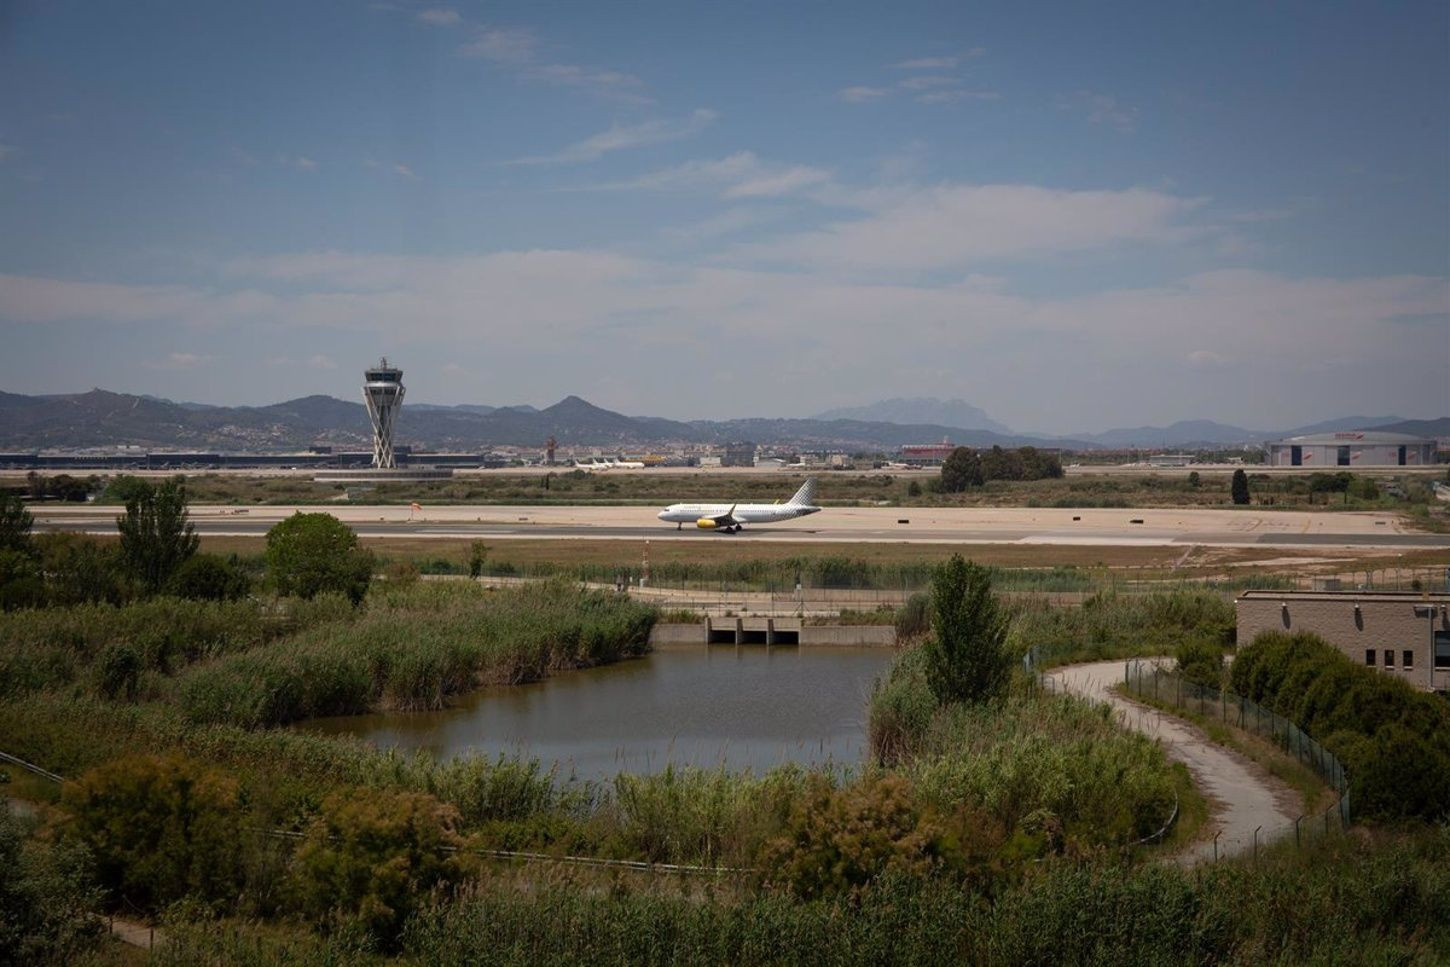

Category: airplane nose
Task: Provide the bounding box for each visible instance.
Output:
[657,511,668,520]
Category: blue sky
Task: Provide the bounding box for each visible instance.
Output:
[1,0,1446,433]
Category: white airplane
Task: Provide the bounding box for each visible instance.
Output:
[574,456,646,471]
[657,478,821,532]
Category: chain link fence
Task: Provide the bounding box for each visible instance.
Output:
[1123,658,1350,858]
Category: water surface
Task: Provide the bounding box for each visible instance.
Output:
[303,644,894,783]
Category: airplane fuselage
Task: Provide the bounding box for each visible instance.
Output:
[656,503,820,526]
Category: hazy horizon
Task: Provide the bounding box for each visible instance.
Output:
[2,1,1447,431]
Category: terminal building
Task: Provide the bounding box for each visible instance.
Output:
[1266,431,1437,468]
[1236,590,1450,693]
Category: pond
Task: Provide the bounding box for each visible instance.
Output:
[302,644,896,783]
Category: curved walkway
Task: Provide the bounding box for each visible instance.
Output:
[1047,659,1299,863]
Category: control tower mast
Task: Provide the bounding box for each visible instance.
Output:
[363,358,405,468]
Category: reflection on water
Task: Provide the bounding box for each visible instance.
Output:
[302,644,895,783]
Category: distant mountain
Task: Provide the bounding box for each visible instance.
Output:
[0,389,1440,453]
[1366,417,1450,438]
[814,398,1010,434]
[1279,416,1406,437]
[1072,420,1264,448]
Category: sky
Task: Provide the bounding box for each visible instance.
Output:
[0,0,1447,434]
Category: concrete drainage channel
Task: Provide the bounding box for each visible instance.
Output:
[651,619,896,647]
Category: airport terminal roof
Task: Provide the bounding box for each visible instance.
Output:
[1272,431,1434,446]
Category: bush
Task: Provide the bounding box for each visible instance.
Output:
[759,773,974,898]
[1176,638,1224,689]
[895,591,930,639]
[96,642,143,701]
[290,788,467,949]
[1230,631,1450,820]
[63,754,244,911]
[167,553,253,601]
[265,513,374,605]
[0,811,103,964]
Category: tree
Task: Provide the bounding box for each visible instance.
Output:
[0,550,45,611]
[1187,471,1201,488]
[265,513,374,604]
[290,789,466,948]
[939,447,983,493]
[906,480,922,498]
[1230,468,1251,505]
[63,754,243,911]
[167,553,252,601]
[468,540,489,579]
[0,494,34,555]
[923,554,1010,704]
[36,534,126,606]
[116,477,198,594]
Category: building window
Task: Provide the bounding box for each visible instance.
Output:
[1435,631,1450,670]
[1384,649,1394,668]
[1365,649,1375,666]
[1337,446,1351,466]
[1403,650,1414,670]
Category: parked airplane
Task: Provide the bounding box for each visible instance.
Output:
[657,478,821,532]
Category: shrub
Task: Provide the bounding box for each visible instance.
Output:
[759,773,971,898]
[289,788,467,949]
[1176,638,1224,689]
[868,646,937,764]
[265,513,374,605]
[63,754,244,911]
[0,811,103,963]
[96,642,143,701]
[1230,631,1450,820]
[895,591,930,639]
[0,548,45,611]
[167,553,253,601]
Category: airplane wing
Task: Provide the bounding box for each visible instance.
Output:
[696,504,739,529]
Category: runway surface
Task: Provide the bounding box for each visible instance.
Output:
[29,504,1450,549]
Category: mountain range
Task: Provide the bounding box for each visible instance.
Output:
[0,389,1443,453]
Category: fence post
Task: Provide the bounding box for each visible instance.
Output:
[1253,825,1262,863]
[1213,831,1221,862]
[1294,815,1302,848]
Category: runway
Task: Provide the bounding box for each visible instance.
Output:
[29,504,1450,550]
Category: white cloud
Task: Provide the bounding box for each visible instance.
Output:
[508,109,717,165]
[838,86,889,103]
[733,184,1205,274]
[458,24,645,101]
[461,26,536,64]
[291,156,318,171]
[1061,90,1138,132]
[895,56,958,69]
[144,352,212,370]
[6,254,1446,427]
[393,163,416,178]
[417,8,460,26]
[898,75,961,91]
[614,151,832,200]
[915,89,998,104]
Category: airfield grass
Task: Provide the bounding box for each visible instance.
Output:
[69,467,1450,516]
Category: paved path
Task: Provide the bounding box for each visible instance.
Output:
[1047,659,1299,863]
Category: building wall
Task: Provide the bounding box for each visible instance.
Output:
[1267,441,1436,467]
[1236,593,1450,691]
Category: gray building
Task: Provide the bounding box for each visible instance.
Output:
[1237,590,1450,693]
[1266,431,1437,468]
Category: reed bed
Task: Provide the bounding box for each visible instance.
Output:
[175,581,655,728]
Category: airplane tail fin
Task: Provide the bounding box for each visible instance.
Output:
[787,477,818,507]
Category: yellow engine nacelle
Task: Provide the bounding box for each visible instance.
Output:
[696,518,718,529]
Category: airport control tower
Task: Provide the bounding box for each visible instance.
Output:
[363,358,405,468]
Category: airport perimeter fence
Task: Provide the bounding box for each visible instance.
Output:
[1122,658,1351,857]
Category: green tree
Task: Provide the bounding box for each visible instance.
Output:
[116,477,199,594]
[290,788,466,948]
[265,513,374,604]
[63,754,243,911]
[1187,471,1201,488]
[468,540,490,579]
[1230,468,1251,505]
[923,554,1010,704]
[36,534,126,606]
[0,493,34,554]
[939,447,983,493]
[906,480,922,498]
[167,553,252,601]
[0,549,45,611]
[0,811,103,963]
